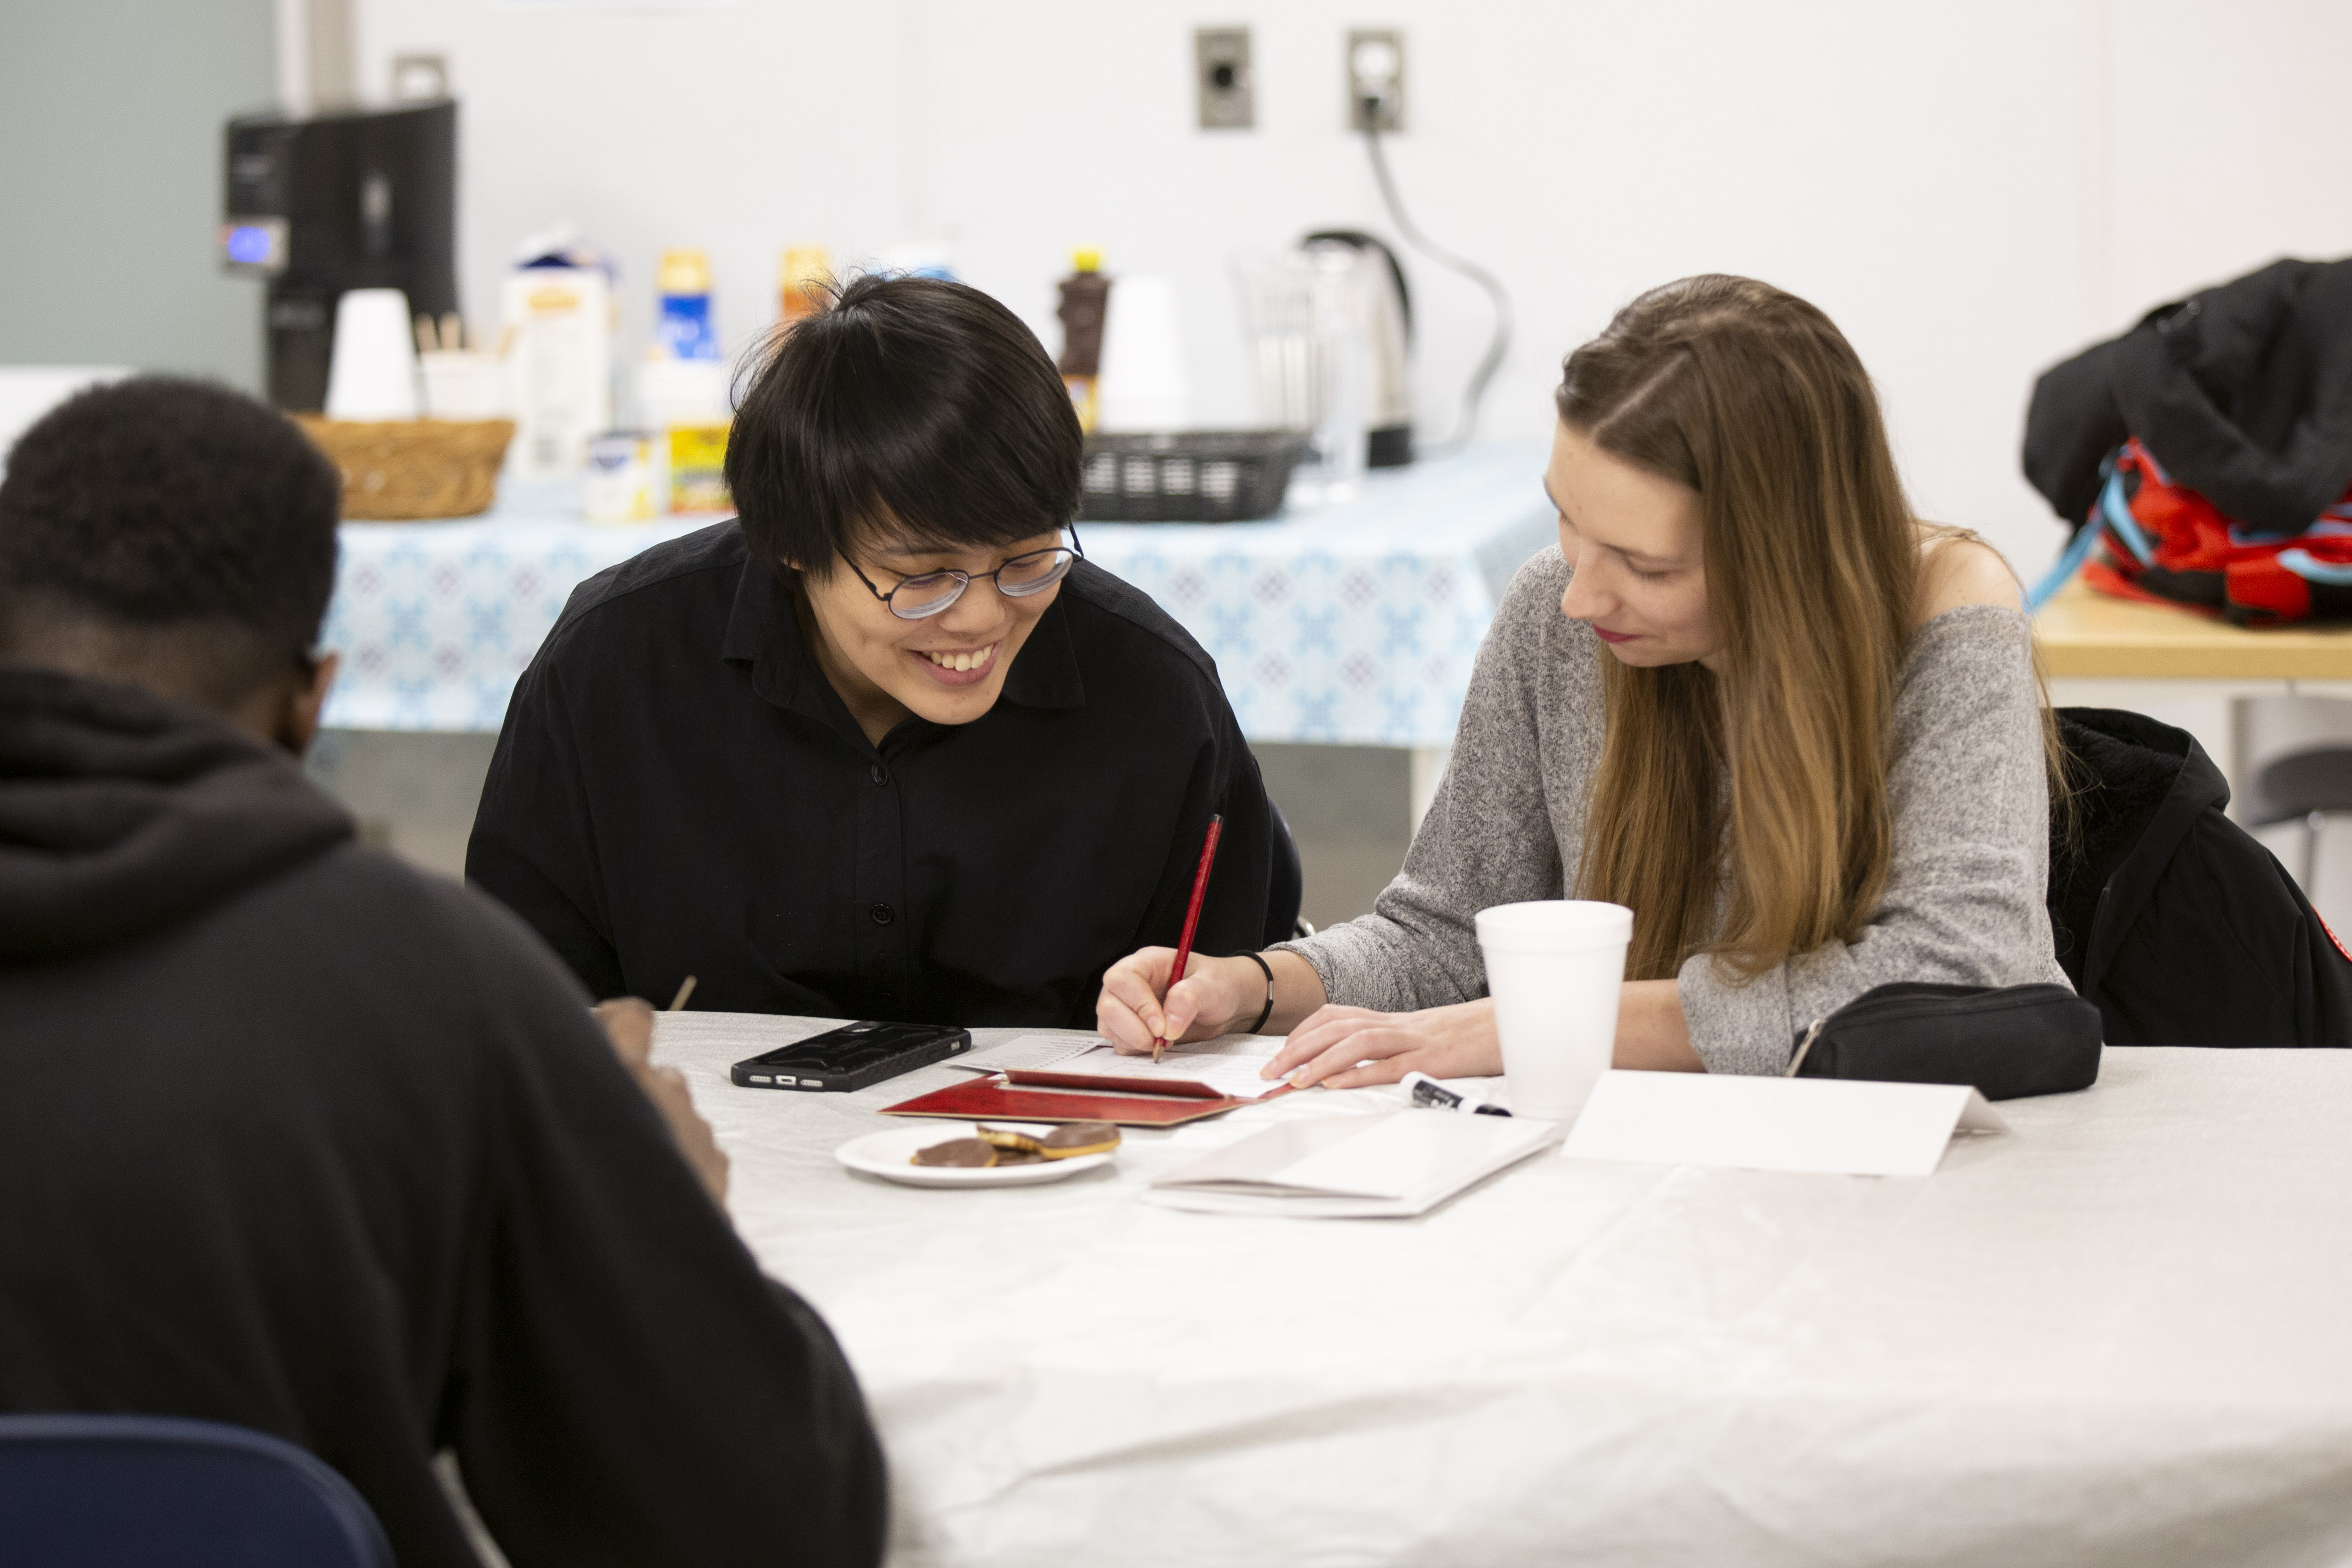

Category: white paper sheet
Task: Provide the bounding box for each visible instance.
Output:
[1148,1111,1562,1216]
[1559,1070,2008,1177]
[952,1034,1100,1074]
[958,1034,1289,1101]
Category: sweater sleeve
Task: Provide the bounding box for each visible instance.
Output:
[442,895,886,1567]
[1275,550,1578,1011]
[1677,606,2070,1074]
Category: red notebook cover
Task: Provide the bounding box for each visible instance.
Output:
[1003,1069,1228,1099]
[880,1075,1262,1127]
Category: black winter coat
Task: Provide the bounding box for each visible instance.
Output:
[2024,256,2352,533]
[2049,707,2352,1047]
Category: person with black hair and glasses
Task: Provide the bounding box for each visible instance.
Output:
[468,274,1276,1025]
[0,377,884,1568]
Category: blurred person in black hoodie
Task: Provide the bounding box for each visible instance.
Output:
[0,378,884,1567]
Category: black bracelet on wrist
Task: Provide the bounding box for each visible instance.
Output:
[1241,951,1276,1035]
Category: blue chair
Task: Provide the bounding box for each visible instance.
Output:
[0,1414,393,1568]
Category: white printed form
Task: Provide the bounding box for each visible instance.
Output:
[958,1034,1289,1101]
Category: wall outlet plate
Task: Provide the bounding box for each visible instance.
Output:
[1346,28,1405,133]
[1196,27,1254,130]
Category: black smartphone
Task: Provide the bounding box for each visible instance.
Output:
[729,1021,972,1093]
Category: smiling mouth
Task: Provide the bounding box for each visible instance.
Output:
[921,642,996,672]
[1592,627,1637,644]
[916,642,999,680]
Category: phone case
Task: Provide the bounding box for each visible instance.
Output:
[730,1023,972,1093]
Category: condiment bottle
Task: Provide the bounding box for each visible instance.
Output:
[779,245,832,324]
[1056,247,1109,434]
[653,247,721,361]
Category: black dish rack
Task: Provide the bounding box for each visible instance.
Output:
[1077,431,1310,523]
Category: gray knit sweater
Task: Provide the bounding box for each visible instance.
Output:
[1278,546,2069,1075]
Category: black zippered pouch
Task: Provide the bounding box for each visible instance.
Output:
[1787,982,2102,1100]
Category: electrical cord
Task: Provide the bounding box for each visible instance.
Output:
[1360,113,1514,454]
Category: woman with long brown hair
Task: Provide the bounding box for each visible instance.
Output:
[1096,274,2066,1079]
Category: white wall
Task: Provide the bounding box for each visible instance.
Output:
[351,0,2352,579]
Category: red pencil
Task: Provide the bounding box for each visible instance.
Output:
[1156,813,1225,1063]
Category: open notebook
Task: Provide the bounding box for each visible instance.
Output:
[953,1033,1290,1102]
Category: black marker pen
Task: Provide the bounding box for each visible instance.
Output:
[1402,1070,1513,1117]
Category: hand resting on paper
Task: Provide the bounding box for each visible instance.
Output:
[1266,999,1503,1088]
[594,997,730,1204]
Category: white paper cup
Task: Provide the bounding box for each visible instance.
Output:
[1095,274,1191,432]
[1476,900,1633,1122]
[324,288,420,420]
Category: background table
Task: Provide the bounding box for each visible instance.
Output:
[318,444,1553,754]
[2036,578,2352,681]
[654,1013,2352,1568]
[2038,578,2352,795]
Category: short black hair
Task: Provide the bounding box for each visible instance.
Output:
[725,274,1083,578]
[0,375,341,663]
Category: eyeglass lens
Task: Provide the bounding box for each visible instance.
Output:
[889,548,1077,619]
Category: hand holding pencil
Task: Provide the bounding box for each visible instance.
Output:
[1155,814,1225,1063]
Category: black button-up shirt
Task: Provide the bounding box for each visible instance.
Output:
[467,522,1274,1026]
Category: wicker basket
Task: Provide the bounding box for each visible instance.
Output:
[1077,431,1309,523]
[292,416,516,521]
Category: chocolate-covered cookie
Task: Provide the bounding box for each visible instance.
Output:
[1040,1122,1121,1158]
[910,1137,997,1168]
[974,1124,1044,1154]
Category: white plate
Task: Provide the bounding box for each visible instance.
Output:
[835,1120,1116,1188]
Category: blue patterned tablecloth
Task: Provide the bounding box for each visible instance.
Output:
[319,443,1555,747]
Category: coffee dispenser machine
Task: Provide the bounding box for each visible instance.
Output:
[219,100,458,411]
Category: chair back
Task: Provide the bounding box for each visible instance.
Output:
[2236,694,2352,826]
[0,1414,393,1568]
[1265,800,1307,944]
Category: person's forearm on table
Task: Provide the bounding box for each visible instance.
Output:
[1251,959,1695,1068]
[1263,957,1694,1069]
[1613,979,1704,1071]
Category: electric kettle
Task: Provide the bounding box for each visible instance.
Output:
[1300,230,1413,467]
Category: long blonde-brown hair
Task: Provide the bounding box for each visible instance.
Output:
[1565,275,1925,983]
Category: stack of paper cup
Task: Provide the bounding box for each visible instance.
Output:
[1095,274,1191,432]
[1475,900,1634,1121]
[323,288,420,421]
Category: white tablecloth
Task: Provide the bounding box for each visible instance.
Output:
[651,1013,2352,1568]
[317,446,1554,746]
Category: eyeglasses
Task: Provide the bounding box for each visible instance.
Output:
[840,530,1084,620]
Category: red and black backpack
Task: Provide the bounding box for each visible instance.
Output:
[2062,438,2352,625]
[2025,256,2352,624]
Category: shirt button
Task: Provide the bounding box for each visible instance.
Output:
[869,902,895,925]
[869,763,889,786]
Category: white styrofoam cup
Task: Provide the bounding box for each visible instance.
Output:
[324,288,420,421]
[1095,274,1191,432]
[1476,900,1634,1122]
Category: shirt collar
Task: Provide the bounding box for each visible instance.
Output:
[720,550,1086,742]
